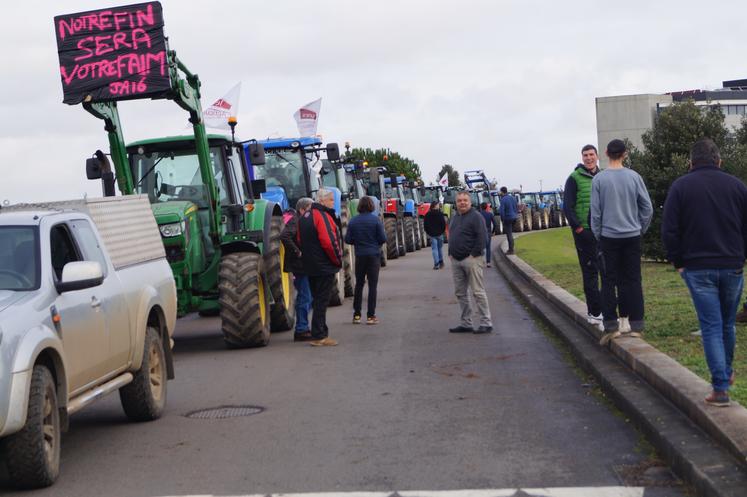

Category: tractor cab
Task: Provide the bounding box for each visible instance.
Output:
[127,134,269,312]
[246,137,340,212]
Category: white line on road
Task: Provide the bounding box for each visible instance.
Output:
[158,487,647,497]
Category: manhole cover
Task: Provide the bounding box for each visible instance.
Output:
[185,405,264,419]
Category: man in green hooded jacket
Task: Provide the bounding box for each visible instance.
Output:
[563,144,603,329]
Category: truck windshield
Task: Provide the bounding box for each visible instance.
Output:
[0,226,39,291]
[131,147,230,208]
[255,149,307,207]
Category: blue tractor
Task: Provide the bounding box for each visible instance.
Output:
[384,175,420,253]
[244,137,351,306]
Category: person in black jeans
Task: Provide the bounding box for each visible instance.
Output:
[298,189,343,346]
[563,144,604,329]
[345,196,387,324]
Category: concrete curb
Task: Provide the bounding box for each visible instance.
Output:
[493,234,747,495]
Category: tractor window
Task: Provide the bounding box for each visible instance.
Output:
[255,148,307,207]
[0,226,39,291]
[131,146,230,208]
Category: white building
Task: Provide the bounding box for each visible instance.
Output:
[596,79,747,168]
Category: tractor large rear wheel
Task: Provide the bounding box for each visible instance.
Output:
[532,211,541,230]
[219,252,271,348]
[397,217,407,257]
[420,218,430,247]
[404,217,415,252]
[265,215,295,332]
[524,209,533,231]
[329,270,346,306]
[341,202,354,298]
[385,217,399,260]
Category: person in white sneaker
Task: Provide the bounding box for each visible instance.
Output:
[563,145,604,331]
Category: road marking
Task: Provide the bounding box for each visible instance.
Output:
[159,488,647,497]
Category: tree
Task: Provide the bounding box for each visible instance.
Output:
[437,164,461,187]
[631,100,728,260]
[346,147,422,182]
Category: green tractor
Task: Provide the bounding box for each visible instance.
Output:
[79,52,293,348]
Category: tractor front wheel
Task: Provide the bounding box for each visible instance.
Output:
[384,217,399,260]
[219,252,271,348]
[265,215,295,332]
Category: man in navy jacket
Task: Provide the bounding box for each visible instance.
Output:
[662,138,747,407]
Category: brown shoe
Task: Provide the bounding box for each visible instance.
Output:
[310,337,338,347]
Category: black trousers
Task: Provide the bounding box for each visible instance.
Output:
[309,273,336,339]
[504,221,515,252]
[572,229,602,316]
[353,254,381,317]
[599,236,644,331]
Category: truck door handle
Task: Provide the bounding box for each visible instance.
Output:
[91,297,102,309]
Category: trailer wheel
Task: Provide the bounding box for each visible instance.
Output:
[265,215,295,332]
[384,217,399,260]
[219,252,271,348]
[0,365,60,489]
[119,326,167,421]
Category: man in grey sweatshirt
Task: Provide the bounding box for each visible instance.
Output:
[591,139,653,339]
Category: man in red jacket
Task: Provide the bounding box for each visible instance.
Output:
[298,188,343,346]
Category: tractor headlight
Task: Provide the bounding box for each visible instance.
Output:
[159,222,184,238]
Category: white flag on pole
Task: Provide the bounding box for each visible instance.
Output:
[203,82,241,130]
[294,98,322,137]
[438,173,449,189]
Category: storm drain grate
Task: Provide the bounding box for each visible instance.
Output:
[185,405,264,419]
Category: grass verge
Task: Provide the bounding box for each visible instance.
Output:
[514,228,746,405]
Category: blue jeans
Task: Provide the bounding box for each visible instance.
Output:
[293,274,312,333]
[485,235,492,264]
[430,235,443,265]
[682,268,743,392]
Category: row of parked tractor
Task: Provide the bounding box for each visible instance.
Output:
[460,170,567,234]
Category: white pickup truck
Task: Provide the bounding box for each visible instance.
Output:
[0,196,177,488]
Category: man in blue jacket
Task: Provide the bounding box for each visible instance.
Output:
[662,138,747,407]
[345,196,387,324]
[498,186,518,254]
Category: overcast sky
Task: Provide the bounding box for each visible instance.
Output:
[2,0,746,203]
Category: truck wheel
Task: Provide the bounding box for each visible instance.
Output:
[384,217,399,260]
[219,252,271,348]
[404,217,415,252]
[265,215,295,332]
[119,326,167,422]
[0,365,60,489]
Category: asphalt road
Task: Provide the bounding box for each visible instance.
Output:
[0,241,687,497]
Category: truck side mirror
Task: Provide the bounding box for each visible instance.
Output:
[247,143,266,165]
[86,157,103,179]
[56,261,104,294]
[326,143,340,161]
[251,179,266,198]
